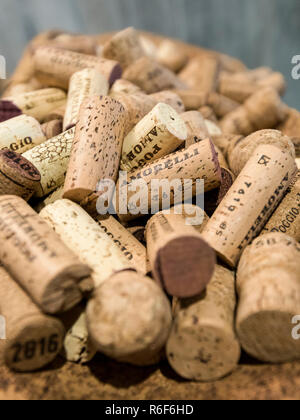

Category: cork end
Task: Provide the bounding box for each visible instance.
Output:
[0,100,22,123]
[109,63,123,87]
[63,188,94,205]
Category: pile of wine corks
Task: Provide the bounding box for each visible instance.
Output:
[0,27,299,382]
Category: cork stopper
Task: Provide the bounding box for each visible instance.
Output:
[199,106,218,123]
[110,79,142,95]
[123,57,187,94]
[51,33,97,55]
[170,204,210,234]
[0,149,41,201]
[236,233,300,363]
[0,195,91,314]
[63,96,126,205]
[0,100,22,123]
[167,264,240,382]
[0,266,65,372]
[181,111,210,148]
[41,119,63,139]
[146,212,216,298]
[149,91,185,114]
[103,27,145,70]
[179,55,220,93]
[0,114,46,154]
[207,92,239,118]
[43,104,66,123]
[174,90,208,111]
[156,39,188,73]
[33,46,122,89]
[86,270,172,366]
[278,108,300,157]
[212,134,244,160]
[202,144,298,267]
[120,103,187,172]
[63,68,109,131]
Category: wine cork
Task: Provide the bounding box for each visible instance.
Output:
[167,264,240,382]
[202,145,298,267]
[0,195,91,314]
[40,199,131,289]
[0,100,23,123]
[214,146,228,169]
[207,92,239,118]
[22,127,75,198]
[170,204,210,233]
[236,233,300,363]
[204,168,235,217]
[139,36,158,59]
[1,77,43,98]
[120,103,187,172]
[156,39,188,73]
[297,158,300,170]
[0,265,65,372]
[228,129,296,176]
[205,119,222,136]
[63,96,126,205]
[199,106,218,123]
[51,33,97,55]
[0,149,41,201]
[181,111,210,148]
[127,226,146,245]
[33,46,122,89]
[219,53,248,74]
[63,68,109,130]
[149,91,185,114]
[174,90,208,111]
[179,56,220,93]
[278,108,300,157]
[220,88,288,135]
[218,72,259,103]
[146,211,216,298]
[86,269,172,366]
[41,119,63,139]
[262,171,300,241]
[103,27,145,70]
[3,88,67,123]
[43,104,66,123]
[110,79,142,95]
[0,114,46,153]
[117,139,221,222]
[96,215,149,275]
[123,57,187,94]
[212,134,243,159]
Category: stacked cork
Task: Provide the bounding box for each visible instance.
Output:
[0,27,299,382]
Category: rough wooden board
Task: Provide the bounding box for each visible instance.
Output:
[0,355,300,400]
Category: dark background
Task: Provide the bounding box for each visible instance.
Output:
[0,0,299,108]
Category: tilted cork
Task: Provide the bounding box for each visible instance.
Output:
[43,104,66,123]
[156,39,188,73]
[179,55,220,94]
[110,79,142,95]
[167,264,240,382]
[41,119,63,139]
[181,111,210,148]
[236,233,300,363]
[202,144,297,267]
[0,265,65,372]
[278,108,300,157]
[174,90,208,111]
[149,91,185,114]
[51,33,98,55]
[0,100,22,123]
[0,196,91,314]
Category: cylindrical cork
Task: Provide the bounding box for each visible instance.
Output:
[181,111,210,148]
[149,91,185,114]
[278,108,300,157]
[3,88,67,123]
[236,233,300,363]
[207,92,239,118]
[146,211,216,298]
[262,171,300,241]
[41,119,63,139]
[202,145,298,267]
[220,88,288,136]
[170,204,210,234]
[0,265,65,372]
[120,103,187,172]
[123,57,187,94]
[1,77,43,98]
[40,199,131,289]
[204,167,236,217]
[43,104,66,123]
[63,96,126,205]
[110,79,142,95]
[0,100,23,123]
[167,264,240,382]
[96,215,149,275]
[0,114,46,153]
[63,68,109,131]
[0,196,91,314]
[156,39,188,73]
[218,72,259,103]
[139,35,158,59]
[297,158,300,170]
[212,134,243,160]
[174,90,208,111]
[199,106,218,123]
[87,269,172,366]
[33,46,122,89]
[117,138,221,222]
[0,149,41,201]
[51,33,97,55]
[179,56,220,93]
[228,130,296,176]
[103,27,145,70]
[205,119,222,137]
[22,127,75,198]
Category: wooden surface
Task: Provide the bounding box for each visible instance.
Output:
[0,354,300,400]
[0,0,299,108]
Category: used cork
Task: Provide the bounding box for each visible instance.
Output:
[63,96,126,205]
[41,119,63,139]
[43,104,66,123]
[123,57,187,94]
[236,233,300,363]
[179,55,220,94]
[202,144,297,267]
[120,103,187,172]
[22,127,75,198]
[149,91,185,114]
[86,269,172,366]
[156,39,188,73]
[0,114,46,153]
[278,108,300,157]
[174,90,207,111]
[146,211,216,298]
[167,264,240,382]
[170,204,210,234]
[0,265,65,372]
[110,79,142,95]
[181,111,210,148]
[51,33,97,55]
[0,149,41,201]
[33,46,122,89]
[199,106,218,123]
[0,195,91,314]
[0,100,22,123]
[63,68,109,130]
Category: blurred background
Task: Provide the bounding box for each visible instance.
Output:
[0,0,299,108]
